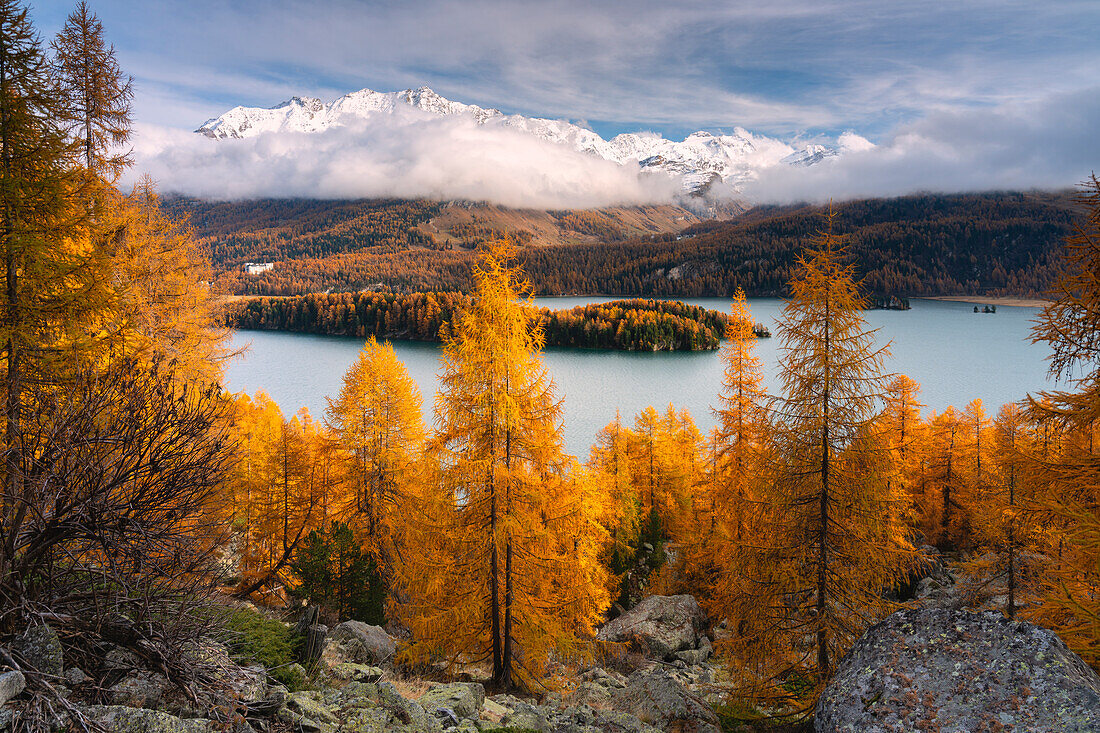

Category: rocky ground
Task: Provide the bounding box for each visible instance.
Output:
[1,559,1097,732]
[0,595,724,732]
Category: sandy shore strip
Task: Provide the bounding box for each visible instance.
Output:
[919,295,1049,308]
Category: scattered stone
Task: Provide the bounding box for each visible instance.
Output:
[597,595,709,661]
[64,667,90,686]
[285,690,337,724]
[611,668,720,733]
[104,645,144,673]
[418,681,485,720]
[0,671,25,706]
[326,662,384,682]
[815,607,1100,733]
[432,705,459,728]
[109,671,170,708]
[322,621,396,667]
[82,705,209,733]
[479,696,511,722]
[13,624,63,677]
[276,704,333,733]
[377,680,439,730]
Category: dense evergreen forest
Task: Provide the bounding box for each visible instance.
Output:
[228,292,750,351]
[186,191,1077,298]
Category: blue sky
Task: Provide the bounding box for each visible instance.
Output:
[37,0,1100,143]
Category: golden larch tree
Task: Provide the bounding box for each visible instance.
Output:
[396,240,610,688]
[51,0,132,182]
[326,335,425,567]
[1026,175,1100,666]
[732,214,914,706]
[681,288,770,613]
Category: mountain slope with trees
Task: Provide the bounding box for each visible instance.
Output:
[190,192,1077,298]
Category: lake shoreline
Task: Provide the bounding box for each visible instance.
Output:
[919,295,1048,308]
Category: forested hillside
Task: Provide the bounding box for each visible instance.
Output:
[191,192,1078,298]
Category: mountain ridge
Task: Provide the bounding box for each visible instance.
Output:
[196,85,870,194]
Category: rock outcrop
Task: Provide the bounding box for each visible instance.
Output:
[597,594,710,661]
[321,621,397,667]
[610,668,721,733]
[815,607,1100,733]
[82,705,209,733]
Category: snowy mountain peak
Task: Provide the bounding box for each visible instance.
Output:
[196,85,868,193]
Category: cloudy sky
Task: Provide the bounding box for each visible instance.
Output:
[38,0,1100,205]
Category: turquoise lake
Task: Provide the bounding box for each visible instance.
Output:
[224,297,1058,458]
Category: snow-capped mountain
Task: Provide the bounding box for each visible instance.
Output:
[196,86,862,194]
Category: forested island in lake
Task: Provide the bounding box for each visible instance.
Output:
[226,292,769,351]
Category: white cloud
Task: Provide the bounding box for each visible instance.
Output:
[742,88,1100,204]
[129,109,680,209]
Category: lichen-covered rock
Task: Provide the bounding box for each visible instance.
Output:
[322,621,396,667]
[377,680,440,731]
[551,703,664,732]
[109,671,170,708]
[610,668,720,733]
[815,607,1100,733]
[418,681,485,720]
[81,705,208,733]
[487,693,549,731]
[326,662,384,683]
[276,704,333,733]
[0,671,25,707]
[286,690,337,724]
[13,624,63,677]
[222,664,268,705]
[64,667,90,686]
[597,595,708,660]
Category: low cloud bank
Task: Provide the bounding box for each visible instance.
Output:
[743,88,1100,204]
[130,88,1100,209]
[128,108,679,209]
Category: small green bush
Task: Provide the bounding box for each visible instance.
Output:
[222,608,305,690]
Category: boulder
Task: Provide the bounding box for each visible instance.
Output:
[64,667,90,686]
[815,607,1100,732]
[13,624,63,677]
[321,621,396,667]
[0,671,25,706]
[377,680,440,731]
[597,595,708,661]
[610,669,720,733]
[485,693,549,731]
[418,681,485,720]
[109,671,170,708]
[81,705,208,733]
[325,662,384,683]
[285,690,337,724]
